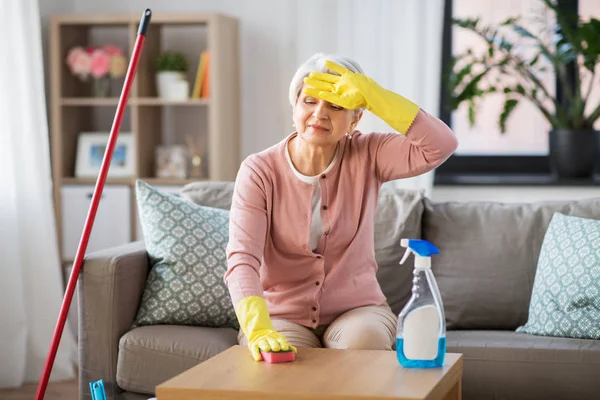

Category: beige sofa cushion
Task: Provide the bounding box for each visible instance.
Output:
[422,197,600,330]
[447,330,600,400]
[116,325,238,395]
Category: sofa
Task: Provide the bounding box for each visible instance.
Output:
[78,181,600,400]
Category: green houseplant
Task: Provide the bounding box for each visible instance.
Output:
[155,51,189,100]
[447,0,600,178]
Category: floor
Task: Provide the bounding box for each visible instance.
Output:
[0,379,78,400]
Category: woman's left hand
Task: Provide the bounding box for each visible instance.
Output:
[303,60,420,134]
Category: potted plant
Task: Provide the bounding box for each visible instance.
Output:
[446,0,600,178]
[155,51,190,100]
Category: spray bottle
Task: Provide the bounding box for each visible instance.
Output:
[396,239,446,368]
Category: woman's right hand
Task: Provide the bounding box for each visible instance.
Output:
[235,296,297,361]
[247,328,297,361]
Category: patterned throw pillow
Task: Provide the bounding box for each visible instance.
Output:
[516,212,600,339]
[132,180,239,329]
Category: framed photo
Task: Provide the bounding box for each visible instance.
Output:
[155,145,188,179]
[75,132,135,178]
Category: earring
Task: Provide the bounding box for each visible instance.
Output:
[345,132,352,139]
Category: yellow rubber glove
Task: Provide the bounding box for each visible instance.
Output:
[303,60,420,134]
[235,296,297,361]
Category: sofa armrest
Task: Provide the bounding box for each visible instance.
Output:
[78,241,149,399]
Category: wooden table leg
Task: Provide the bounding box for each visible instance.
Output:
[442,378,462,400]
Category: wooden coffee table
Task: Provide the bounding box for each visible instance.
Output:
[156,345,462,400]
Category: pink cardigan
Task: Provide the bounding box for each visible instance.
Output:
[225,110,458,327]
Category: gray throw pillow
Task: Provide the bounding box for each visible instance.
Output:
[180,181,234,210]
[374,184,425,315]
[422,197,600,330]
[132,180,239,329]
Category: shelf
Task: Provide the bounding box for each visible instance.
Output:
[60,177,207,186]
[60,97,209,106]
[61,177,134,185]
[135,97,209,106]
[61,97,121,106]
[52,14,134,25]
[52,12,216,26]
[50,12,240,264]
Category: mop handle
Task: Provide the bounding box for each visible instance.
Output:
[35,9,152,400]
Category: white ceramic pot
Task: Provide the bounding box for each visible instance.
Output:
[156,71,189,100]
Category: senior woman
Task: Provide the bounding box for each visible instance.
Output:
[225,53,458,361]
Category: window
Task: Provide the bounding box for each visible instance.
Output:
[452,0,554,156]
[579,0,600,130]
[436,0,597,179]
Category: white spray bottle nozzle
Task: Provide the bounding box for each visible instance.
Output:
[399,239,439,269]
[399,239,412,265]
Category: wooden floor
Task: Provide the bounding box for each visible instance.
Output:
[0,379,78,400]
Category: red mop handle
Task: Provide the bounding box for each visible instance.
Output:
[35,9,152,400]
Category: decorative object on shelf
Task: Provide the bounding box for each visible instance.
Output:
[446,0,600,178]
[185,133,206,178]
[66,45,128,97]
[75,132,136,178]
[155,145,188,179]
[192,50,210,98]
[155,51,189,100]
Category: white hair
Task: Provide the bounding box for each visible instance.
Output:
[288,52,364,107]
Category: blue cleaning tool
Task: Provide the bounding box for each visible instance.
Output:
[90,379,107,400]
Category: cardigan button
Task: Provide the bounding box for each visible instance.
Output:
[312,319,317,323]
[324,231,330,236]
[315,281,320,286]
[321,174,326,179]
[322,205,328,210]
[312,306,317,311]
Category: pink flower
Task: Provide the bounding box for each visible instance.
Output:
[66,47,91,80]
[103,45,124,57]
[90,49,111,78]
[67,46,84,66]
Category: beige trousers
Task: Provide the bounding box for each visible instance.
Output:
[238,302,397,350]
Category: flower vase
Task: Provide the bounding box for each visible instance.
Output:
[93,76,110,97]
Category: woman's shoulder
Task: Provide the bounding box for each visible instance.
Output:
[239,138,287,179]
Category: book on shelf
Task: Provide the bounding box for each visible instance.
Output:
[192,50,210,99]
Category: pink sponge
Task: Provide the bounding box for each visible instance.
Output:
[260,350,295,363]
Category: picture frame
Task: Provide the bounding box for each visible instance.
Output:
[75,132,136,178]
[155,145,189,179]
